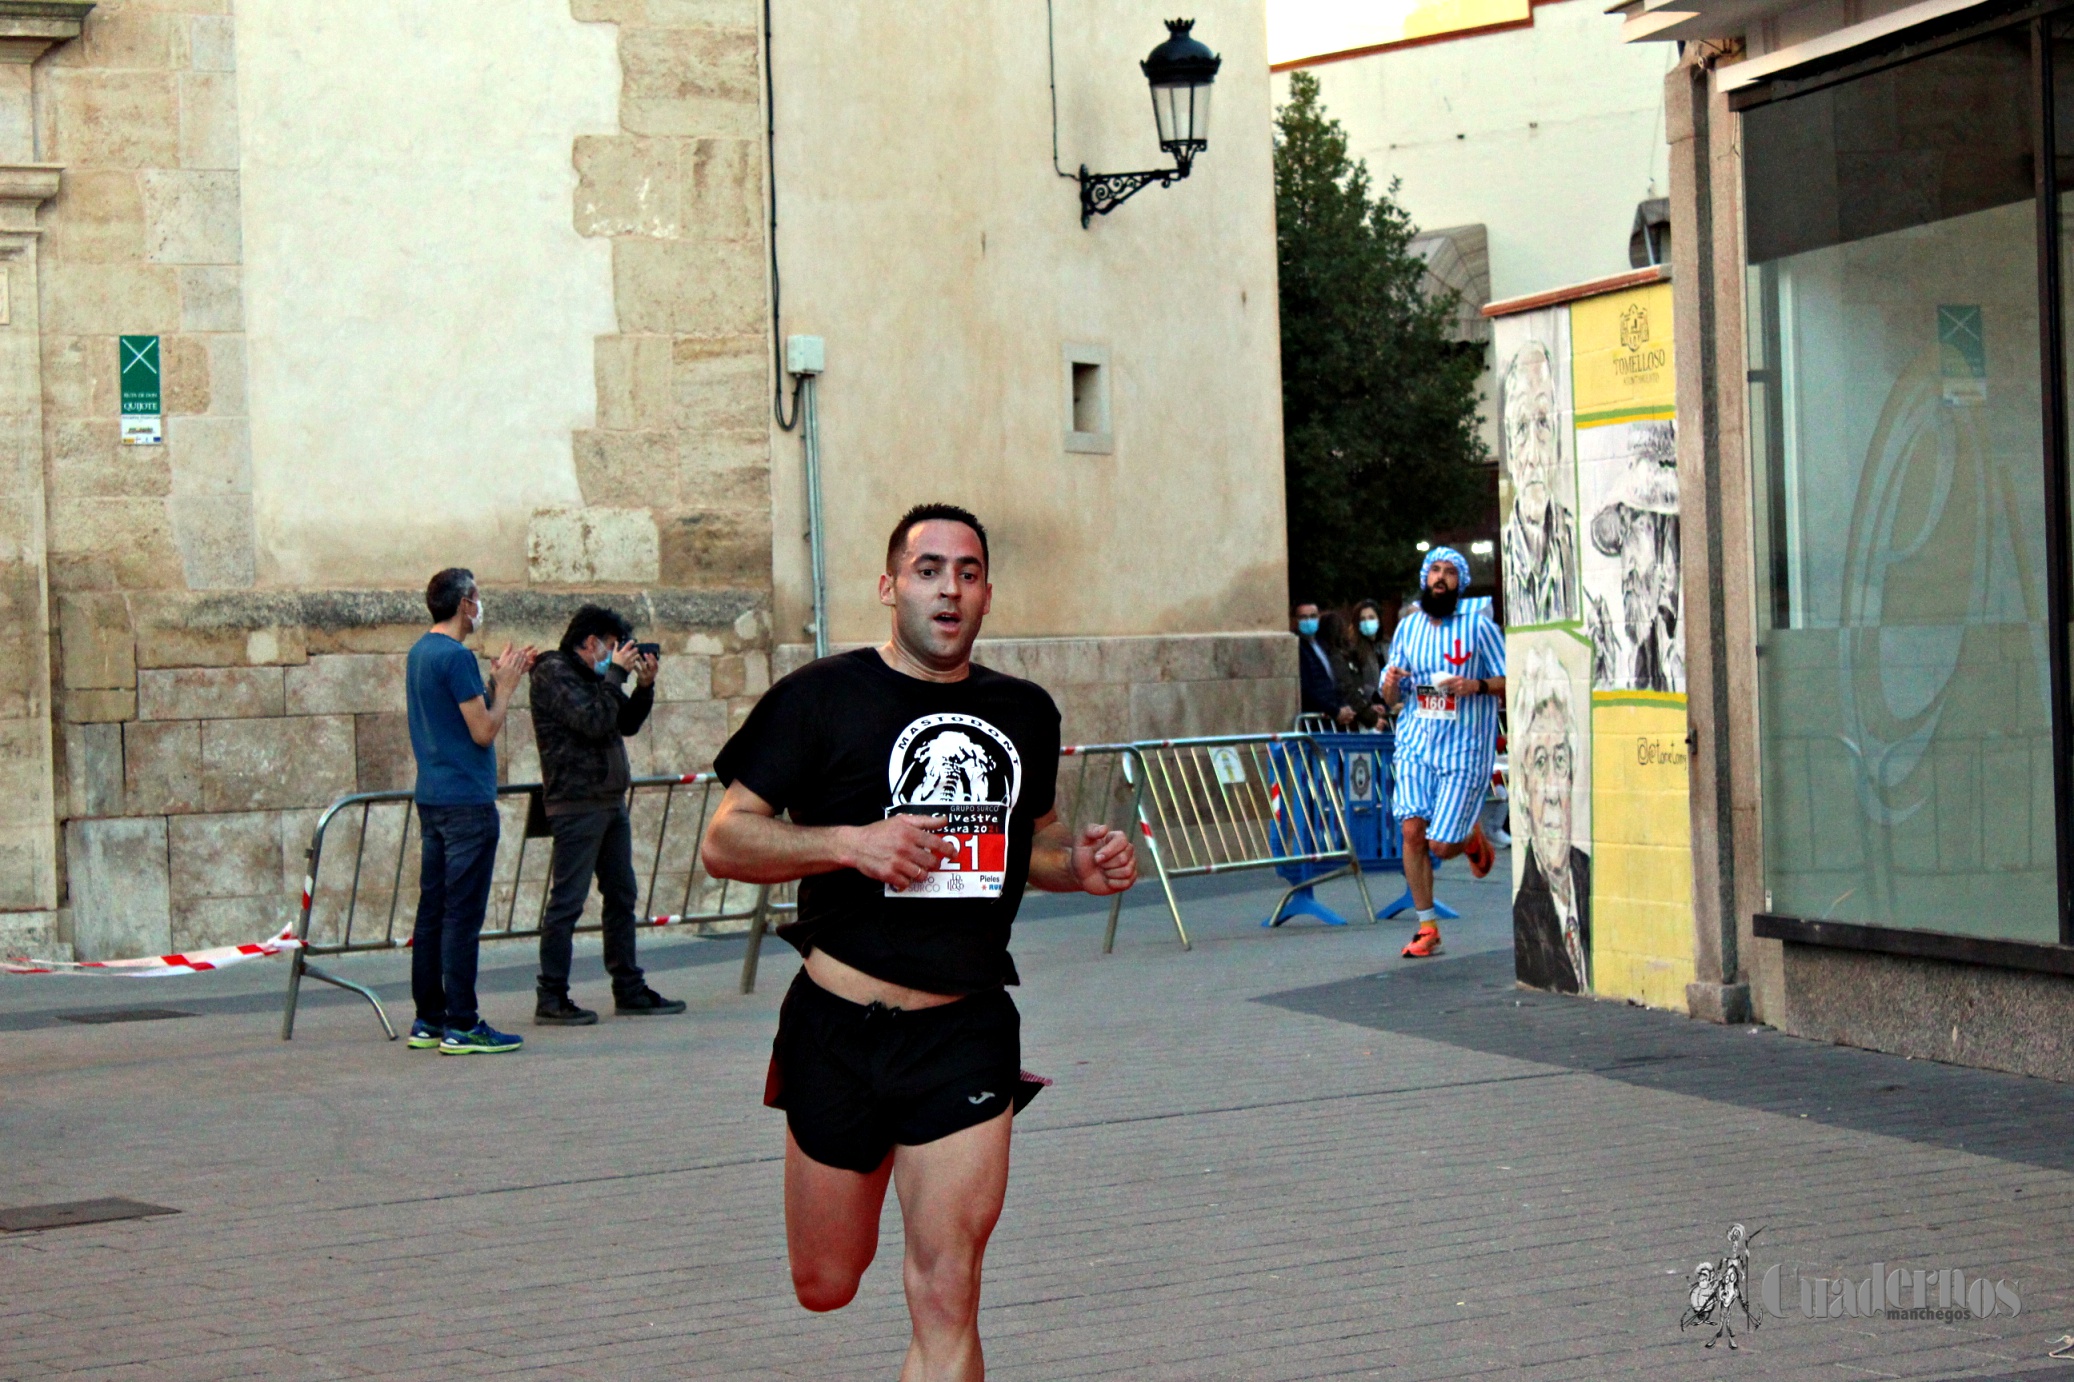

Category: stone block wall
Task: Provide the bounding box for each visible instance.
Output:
[773,634,1299,747]
[8,2,1296,964]
[15,3,783,961]
[50,590,766,958]
[553,0,772,592]
[41,0,255,593]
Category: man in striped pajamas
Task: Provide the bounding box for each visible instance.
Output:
[1380,546,1506,957]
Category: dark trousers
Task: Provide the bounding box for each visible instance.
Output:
[410,802,501,1031]
[537,805,645,1000]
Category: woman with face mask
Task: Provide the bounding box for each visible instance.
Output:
[1318,610,1363,728]
[1344,600,1388,729]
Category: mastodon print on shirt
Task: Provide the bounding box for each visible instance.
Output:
[884,714,1023,898]
[1385,595,1506,774]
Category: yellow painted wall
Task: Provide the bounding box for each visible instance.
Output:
[1588,694,1695,1006]
[1572,280,1690,1005]
[1500,275,1695,1009]
[1572,281,1675,420]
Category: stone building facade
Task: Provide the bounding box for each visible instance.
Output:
[1622,0,2074,1078]
[2,0,1293,960]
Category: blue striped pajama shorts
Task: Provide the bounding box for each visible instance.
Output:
[1392,755,1490,845]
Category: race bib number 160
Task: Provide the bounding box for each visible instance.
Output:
[884,804,1007,898]
[1413,683,1459,722]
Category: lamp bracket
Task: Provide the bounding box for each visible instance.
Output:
[1077,147,1198,228]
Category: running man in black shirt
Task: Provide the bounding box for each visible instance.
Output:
[702,503,1136,1381]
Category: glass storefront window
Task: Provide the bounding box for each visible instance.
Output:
[1745,26,2060,941]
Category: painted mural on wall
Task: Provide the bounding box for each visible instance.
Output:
[1495,276,1694,1009]
[1574,283,1684,693]
[1579,419,1683,691]
[1495,308,1578,626]
[1510,633,1592,993]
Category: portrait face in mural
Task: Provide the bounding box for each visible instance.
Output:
[1499,331,1579,626]
[1504,339,1559,499]
[1511,643,1590,995]
[1520,696,1575,878]
[1584,420,1683,692]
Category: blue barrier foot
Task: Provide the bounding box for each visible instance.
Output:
[1266,885,1351,928]
[1376,885,1460,921]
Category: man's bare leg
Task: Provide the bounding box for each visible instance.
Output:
[1402,817,1470,912]
[785,1129,895,1311]
[893,1107,1013,1382]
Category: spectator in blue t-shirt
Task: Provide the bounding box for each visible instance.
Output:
[405,567,535,1055]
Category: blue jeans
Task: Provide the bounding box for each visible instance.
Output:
[411,802,501,1030]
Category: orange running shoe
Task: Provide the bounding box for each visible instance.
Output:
[1401,923,1443,958]
[1463,825,1495,879]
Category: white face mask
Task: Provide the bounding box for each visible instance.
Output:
[469,594,486,632]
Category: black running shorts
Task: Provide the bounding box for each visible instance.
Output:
[765,969,1043,1174]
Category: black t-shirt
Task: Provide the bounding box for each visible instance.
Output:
[712,647,1062,994]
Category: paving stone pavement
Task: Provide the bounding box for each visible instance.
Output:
[4,856,2074,1381]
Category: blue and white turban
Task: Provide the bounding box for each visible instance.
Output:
[1420,545,1471,590]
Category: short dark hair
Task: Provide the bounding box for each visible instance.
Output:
[426,568,476,622]
[559,604,635,655]
[886,503,988,573]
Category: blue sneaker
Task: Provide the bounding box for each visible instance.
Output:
[439,1021,523,1055]
[406,1019,444,1050]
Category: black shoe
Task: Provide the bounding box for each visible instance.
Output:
[615,986,686,1016]
[534,993,598,1026]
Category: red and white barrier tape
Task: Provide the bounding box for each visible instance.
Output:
[1,927,303,977]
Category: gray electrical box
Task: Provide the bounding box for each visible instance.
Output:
[786,335,825,376]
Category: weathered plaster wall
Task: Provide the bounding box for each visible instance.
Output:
[35,0,776,958]
[27,0,1291,959]
[767,0,1289,645]
[568,0,774,595]
[40,0,254,596]
[237,0,620,586]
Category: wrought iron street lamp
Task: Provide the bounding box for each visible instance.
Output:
[1078,18,1221,227]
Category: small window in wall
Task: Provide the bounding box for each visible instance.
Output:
[1063,344,1112,453]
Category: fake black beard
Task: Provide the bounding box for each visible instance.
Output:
[1418,584,1461,619]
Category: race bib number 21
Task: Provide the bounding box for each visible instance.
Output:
[885,804,1007,898]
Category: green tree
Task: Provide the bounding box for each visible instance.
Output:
[1276,70,1488,605]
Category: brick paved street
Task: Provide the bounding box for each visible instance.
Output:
[6,858,2074,1380]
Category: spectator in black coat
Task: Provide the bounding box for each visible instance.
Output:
[527,604,685,1025]
[1294,600,1344,722]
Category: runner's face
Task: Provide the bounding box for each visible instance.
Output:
[1426,565,1460,594]
[881,519,991,668]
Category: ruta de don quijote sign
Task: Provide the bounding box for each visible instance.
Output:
[1488,269,1692,1011]
[119,334,163,445]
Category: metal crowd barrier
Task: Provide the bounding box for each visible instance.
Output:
[281,772,794,1041]
[1069,733,1376,954]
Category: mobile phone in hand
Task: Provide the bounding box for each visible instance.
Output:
[635,642,661,658]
